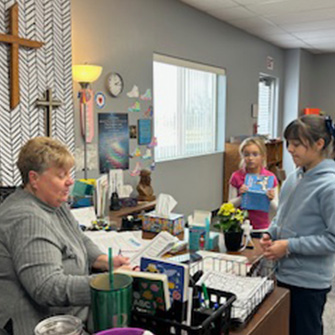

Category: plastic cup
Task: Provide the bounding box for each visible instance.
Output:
[90,273,133,332]
[95,328,150,335]
[34,315,83,335]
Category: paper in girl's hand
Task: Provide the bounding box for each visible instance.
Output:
[241,174,274,212]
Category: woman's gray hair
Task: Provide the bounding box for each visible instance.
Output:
[17,137,74,186]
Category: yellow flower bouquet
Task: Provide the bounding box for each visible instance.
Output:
[214,202,248,233]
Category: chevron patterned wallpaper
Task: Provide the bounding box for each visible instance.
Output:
[0,0,74,186]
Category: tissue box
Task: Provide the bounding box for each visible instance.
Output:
[142,211,185,235]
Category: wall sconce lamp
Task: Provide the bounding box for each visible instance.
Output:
[73,64,102,179]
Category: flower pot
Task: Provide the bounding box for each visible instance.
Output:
[224,231,243,252]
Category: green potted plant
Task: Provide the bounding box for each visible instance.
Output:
[214,202,248,251]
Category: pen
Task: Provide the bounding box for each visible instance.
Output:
[201,283,210,308]
[118,249,122,256]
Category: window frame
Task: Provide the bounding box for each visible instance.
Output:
[257,73,279,138]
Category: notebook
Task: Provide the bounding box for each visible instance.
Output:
[140,256,189,303]
[241,174,275,212]
[116,269,171,314]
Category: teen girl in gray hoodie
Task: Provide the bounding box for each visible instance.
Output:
[261,115,335,335]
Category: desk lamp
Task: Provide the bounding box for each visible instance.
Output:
[73,64,102,179]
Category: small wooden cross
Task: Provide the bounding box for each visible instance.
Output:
[36,88,62,136]
[0,3,44,109]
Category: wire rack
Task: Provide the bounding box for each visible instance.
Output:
[191,256,276,329]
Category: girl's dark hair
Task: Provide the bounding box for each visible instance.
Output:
[284,115,335,158]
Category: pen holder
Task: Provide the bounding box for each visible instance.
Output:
[90,273,133,332]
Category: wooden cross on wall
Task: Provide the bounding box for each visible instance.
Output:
[36,89,62,137]
[0,3,44,109]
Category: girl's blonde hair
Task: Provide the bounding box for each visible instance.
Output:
[239,137,267,168]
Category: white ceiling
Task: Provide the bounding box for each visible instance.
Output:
[179,0,335,54]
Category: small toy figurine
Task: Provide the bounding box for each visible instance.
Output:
[240,219,255,251]
[137,169,156,201]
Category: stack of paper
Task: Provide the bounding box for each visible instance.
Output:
[85,230,178,266]
[130,231,179,266]
[196,270,274,324]
[85,230,147,258]
[71,206,97,229]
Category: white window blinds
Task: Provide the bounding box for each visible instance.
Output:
[153,55,224,162]
[257,76,276,137]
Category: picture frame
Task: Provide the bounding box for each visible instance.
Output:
[251,103,258,118]
[138,119,152,145]
[129,125,137,139]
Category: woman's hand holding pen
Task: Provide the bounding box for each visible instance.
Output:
[263,239,289,261]
[113,254,130,268]
[92,254,131,272]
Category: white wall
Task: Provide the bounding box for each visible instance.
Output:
[282,49,302,175]
[312,54,335,118]
[71,0,286,215]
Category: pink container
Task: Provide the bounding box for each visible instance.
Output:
[95,328,149,335]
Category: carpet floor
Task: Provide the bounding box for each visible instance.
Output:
[324,283,335,335]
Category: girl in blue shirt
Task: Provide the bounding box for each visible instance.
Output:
[261,115,335,335]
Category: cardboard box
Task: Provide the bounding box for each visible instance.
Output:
[189,224,207,251]
[142,211,184,235]
[188,210,211,251]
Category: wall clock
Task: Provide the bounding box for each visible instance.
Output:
[106,72,124,97]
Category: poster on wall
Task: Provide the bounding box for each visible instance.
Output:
[138,119,152,145]
[98,113,129,172]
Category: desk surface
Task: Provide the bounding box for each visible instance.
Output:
[109,200,156,227]
[229,238,264,265]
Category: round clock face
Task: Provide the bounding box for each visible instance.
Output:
[107,72,124,97]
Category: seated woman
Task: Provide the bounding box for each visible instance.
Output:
[0,137,130,335]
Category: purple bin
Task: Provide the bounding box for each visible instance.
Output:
[95,328,151,335]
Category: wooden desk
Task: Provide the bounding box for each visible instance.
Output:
[229,238,264,264]
[141,235,289,335]
[109,200,156,227]
[230,287,289,335]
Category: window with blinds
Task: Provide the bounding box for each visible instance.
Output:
[257,76,277,137]
[153,54,226,162]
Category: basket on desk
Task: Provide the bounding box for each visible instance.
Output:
[190,256,275,330]
[131,288,235,335]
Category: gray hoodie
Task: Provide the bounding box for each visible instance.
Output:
[268,159,335,289]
